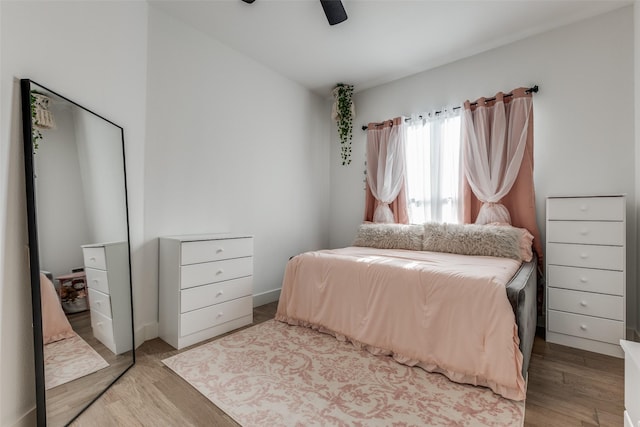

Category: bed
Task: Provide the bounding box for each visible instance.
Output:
[40,272,75,344]
[275,222,537,401]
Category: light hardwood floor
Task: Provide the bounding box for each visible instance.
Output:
[72,302,625,427]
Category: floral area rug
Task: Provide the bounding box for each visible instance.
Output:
[163,320,525,426]
[44,332,109,390]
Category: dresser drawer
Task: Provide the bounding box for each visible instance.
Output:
[85,268,110,294]
[548,288,623,320]
[547,197,624,221]
[88,288,112,318]
[547,243,624,271]
[180,295,253,336]
[546,221,624,246]
[181,276,252,313]
[83,246,107,270]
[91,309,116,347]
[547,265,624,296]
[548,310,624,345]
[180,257,252,289]
[181,237,253,265]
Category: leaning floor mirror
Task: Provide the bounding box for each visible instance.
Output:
[20,79,135,426]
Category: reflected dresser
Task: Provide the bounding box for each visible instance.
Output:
[82,241,133,355]
[546,195,626,357]
[159,233,253,349]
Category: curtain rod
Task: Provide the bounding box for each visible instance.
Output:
[361,85,539,131]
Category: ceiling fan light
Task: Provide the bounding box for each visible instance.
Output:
[320,0,348,26]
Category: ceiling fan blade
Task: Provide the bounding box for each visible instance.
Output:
[320,0,348,26]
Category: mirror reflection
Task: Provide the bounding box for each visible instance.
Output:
[23,80,135,426]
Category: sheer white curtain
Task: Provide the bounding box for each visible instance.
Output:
[462,91,532,224]
[366,118,406,223]
[405,110,462,224]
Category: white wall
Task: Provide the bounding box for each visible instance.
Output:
[329,7,638,329]
[0,2,148,425]
[75,108,128,244]
[35,103,91,278]
[141,6,330,334]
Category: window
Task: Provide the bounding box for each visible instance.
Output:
[404,112,462,224]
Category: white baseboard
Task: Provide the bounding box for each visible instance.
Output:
[135,322,159,348]
[253,288,281,307]
[11,407,36,427]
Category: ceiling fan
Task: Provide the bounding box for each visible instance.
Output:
[240,0,348,26]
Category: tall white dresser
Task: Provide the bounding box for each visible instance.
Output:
[82,241,133,355]
[159,233,253,349]
[546,195,626,358]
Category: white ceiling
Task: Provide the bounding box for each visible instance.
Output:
[151,0,632,97]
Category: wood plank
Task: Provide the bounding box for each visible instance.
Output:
[595,408,624,427]
[525,380,599,425]
[154,374,239,426]
[524,401,593,426]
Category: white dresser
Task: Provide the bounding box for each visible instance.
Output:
[546,195,626,358]
[82,241,133,355]
[159,233,254,349]
[622,340,640,427]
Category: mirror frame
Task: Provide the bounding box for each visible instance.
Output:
[20,79,135,426]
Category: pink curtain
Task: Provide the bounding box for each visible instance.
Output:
[461,87,543,312]
[364,117,409,224]
[364,181,409,224]
[462,88,531,225]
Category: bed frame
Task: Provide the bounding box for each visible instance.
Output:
[505,255,537,377]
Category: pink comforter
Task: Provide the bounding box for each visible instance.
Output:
[275,246,526,400]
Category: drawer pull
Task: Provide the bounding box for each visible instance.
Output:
[579,204,588,212]
[579,324,587,331]
[216,291,224,297]
[96,301,102,307]
[216,269,224,275]
[92,279,99,285]
[90,257,96,262]
[217,312,224,318]
[97,321,103,327]
[579,301,588,307]
[216,248,224,254]
[579,229,589,235]
[579,253,589,259]
[580,277,588,283]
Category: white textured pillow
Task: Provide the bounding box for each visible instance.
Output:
[422,222,532,261]
[353,223,423,251]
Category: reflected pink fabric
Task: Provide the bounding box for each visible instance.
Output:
[40,273,74,344]
[276,247,526,401]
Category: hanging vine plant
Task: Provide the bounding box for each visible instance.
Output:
[332,83,355,166]
[30,93,44,150]
[29,91,56,151]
